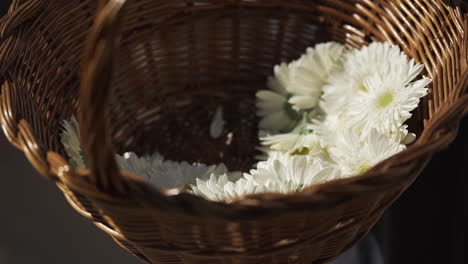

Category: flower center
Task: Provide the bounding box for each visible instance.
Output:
[357,163,371,175]
[291,147,310,156]
[377,92,394,108]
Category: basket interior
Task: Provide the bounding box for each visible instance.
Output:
[107,6,345,172]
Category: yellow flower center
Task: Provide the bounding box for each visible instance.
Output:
[357,163,371,175]
[291,147,310,156]
[377,92,394,108]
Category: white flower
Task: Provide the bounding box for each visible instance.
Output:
[115,152,163,180]
[191,174,266,201]
[344,73,431,135]
[397,125,417,145]
[260,118,322,155]
[61,116,86,169]
[152,160,242,190]
[322,42,426,116]
[329,128,406,177]
[262,150,295,164]
[256,63,301,132]
[246,154,341,192]
[308,114,346,149]
[115,152,240,190]
[287,42,345,111]
[192,154,342,202]
[310,115,416,148]
[261,132,321,154]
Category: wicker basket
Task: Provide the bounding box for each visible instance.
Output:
[0,0,467,263]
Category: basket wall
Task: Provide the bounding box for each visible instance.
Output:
[0,0,467,264]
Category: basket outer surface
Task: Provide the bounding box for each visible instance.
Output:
[0,0,467,263]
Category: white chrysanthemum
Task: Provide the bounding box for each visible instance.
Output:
[307,114,346,149]
[246,154,341,192]
[261,132,321,155]
[115,152,163,180]
[322,42,426,115]
[61,116,86,169]
[345,74,431,135]
[397,124,417,145]
[150,160,241,190]
[260,119,322,155]
[263,150,296,164]
[287,42,345,110]
[329,128,406,177]
[115,152,240,190]
[310,115,416,148]
[191,174,267,201]
[256,63,301,132]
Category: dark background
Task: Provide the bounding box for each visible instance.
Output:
[0,1,466,263]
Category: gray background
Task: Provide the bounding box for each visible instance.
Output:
[0,135,140,264]
[0,5,144,263]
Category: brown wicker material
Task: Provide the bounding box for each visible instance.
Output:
[0,0,467,263]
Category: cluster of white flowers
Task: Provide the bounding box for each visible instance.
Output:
[191,153,341,200]
[194,41,430,201]
[60,118,241,190]
[62,41,430,202]
[115,152,242,190]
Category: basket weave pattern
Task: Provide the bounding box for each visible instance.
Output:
[0,0,467,263]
